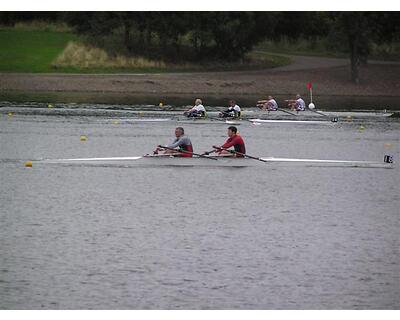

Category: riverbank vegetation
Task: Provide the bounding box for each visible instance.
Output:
[0,12,399,81]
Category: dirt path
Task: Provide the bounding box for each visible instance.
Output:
[1,55,399,99]
[260,53,350,72]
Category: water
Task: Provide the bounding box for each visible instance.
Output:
[0,105,399,309]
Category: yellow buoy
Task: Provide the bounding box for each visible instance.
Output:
[8,112,13,117]
[25,161,33,167]
[80,135,87,141]
[48,104,54,108]
[359,125,365,130]
[113,120,120,125]
[159,102,163,107]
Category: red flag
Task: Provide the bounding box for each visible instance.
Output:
[307,82,313,89]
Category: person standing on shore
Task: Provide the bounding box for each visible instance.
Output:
[184,98,206,118]
[257,95,278,111]
[286,94,306,111]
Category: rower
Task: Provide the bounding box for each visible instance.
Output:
[154,127,193,157]
[219,100,241,118]
[286,94,306,111]
[212,126,246,157]
[257,95,278,111]
[183,98,206,118]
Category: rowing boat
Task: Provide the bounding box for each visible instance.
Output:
[249,119,335,125]
[34,154,394,168]
[113,118,172,123]
[176,118,242,125]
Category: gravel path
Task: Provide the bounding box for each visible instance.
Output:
[1,55,399,99]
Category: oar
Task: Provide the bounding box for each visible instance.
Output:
[307,105,338,122]
[213,147,269,163]
[278,108,299,116]
[159,145,218,160]
[202,149,217,156]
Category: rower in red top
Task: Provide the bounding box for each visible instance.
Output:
[212,126,246,157]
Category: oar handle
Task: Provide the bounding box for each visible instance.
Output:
[202,149,217,156]
[214,147,268,163]
[159,145,218,160]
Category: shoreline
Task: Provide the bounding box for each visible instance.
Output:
[1,63,400,108]
[2,91,400,111]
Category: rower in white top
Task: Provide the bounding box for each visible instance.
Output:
[257,95,278,111]
[184,98,206,118]
[219,100,241,118]
[286,94,306,111]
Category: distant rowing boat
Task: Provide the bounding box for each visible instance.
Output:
[115,118,172,123]
[34,154,394,168]
[248,119,335,125]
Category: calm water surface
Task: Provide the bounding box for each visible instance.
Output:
[0,106,399,309]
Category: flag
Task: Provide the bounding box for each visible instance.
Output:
[307,82,313,89]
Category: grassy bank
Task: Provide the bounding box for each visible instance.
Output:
[0,27,291,73]
[256,38,400,61]
[0,29,78,72]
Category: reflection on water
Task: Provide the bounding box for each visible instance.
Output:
[0,105,399,309]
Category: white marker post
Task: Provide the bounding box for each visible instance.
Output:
[307,82,315,109]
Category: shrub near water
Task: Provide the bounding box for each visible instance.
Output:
[52,42,168,69]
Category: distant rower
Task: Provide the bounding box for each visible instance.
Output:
[286,94,305,111]
[154,127,193,157]
[219,100,241,118]
[184,98,206,118]
[257,95,278,111]
[212,126,246,157]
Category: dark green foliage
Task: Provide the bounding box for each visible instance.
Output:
[1,11,399,81]
[61,12,279,62]
[328,12,400,83]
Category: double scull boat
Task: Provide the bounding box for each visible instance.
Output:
[33,154,394,168]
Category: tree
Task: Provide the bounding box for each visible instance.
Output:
[329,12,400,84]
[332,13,370,84]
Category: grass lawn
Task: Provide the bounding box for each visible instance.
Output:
[0,29,78,72]
[255,39,400,61]
[0,28,291,73]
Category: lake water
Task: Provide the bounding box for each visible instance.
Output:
[0,104,399,309]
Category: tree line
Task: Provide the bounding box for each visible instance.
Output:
[1,11,399,83]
